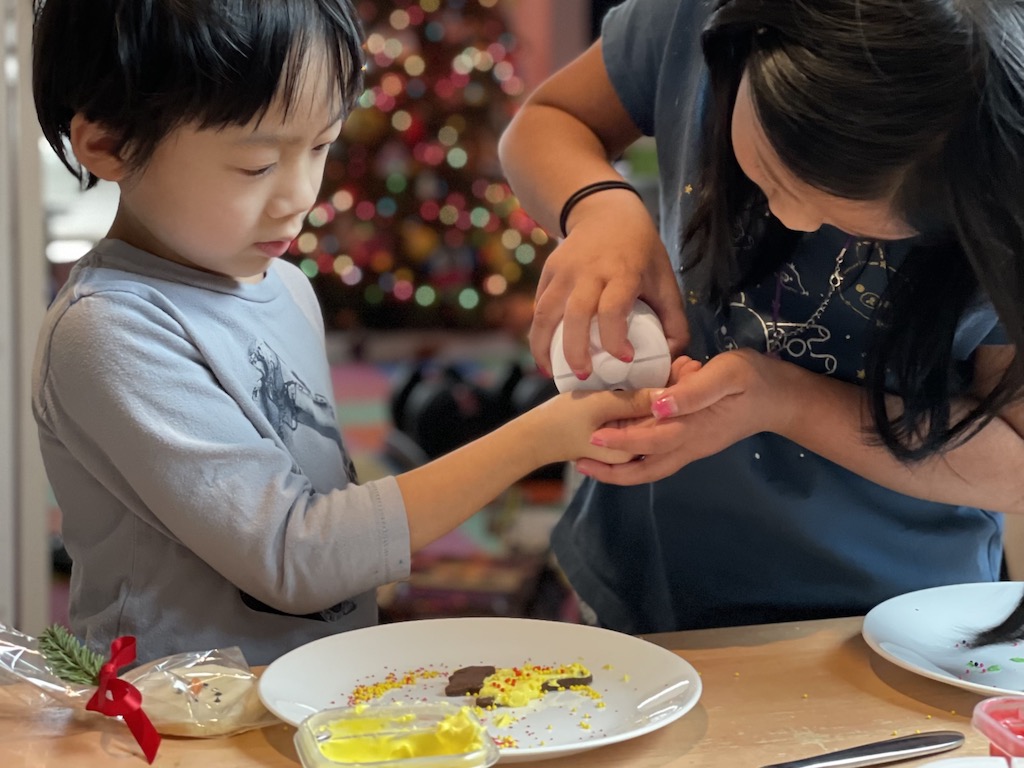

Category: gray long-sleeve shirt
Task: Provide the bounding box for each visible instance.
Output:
[33,239,411,665]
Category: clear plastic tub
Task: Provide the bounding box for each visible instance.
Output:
[293,702,500,768]
[973,697,1024,759]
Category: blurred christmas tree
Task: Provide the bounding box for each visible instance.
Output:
[289,0,551,332]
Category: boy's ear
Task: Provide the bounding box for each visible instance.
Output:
[69,114,127,182]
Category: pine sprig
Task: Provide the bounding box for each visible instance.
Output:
[38,624,104,686]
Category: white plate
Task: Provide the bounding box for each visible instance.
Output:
[258,617,701,762]
[862,581,1024,696]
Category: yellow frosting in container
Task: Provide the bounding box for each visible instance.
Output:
[294,703,499,768]
[318,708,483,761]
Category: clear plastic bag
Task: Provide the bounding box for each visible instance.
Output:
[0,624,93,712]
[0,623,278,737]
[122,645,278,736]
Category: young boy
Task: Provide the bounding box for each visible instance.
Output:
[31,0,653,664]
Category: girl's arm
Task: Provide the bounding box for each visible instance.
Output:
[498,42,688,378]
[583,346,1024,515]
[498,42,643,237]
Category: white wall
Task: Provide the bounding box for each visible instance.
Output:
[0,0,50,634]
[0,0,15,627]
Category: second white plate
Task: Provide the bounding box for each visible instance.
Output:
[862,581,1024,696]
[258,616,702,762]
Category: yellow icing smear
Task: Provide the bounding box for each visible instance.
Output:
[477,663,592,708]
[316,707,486,762]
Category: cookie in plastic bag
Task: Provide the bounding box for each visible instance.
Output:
[122,646,277,737]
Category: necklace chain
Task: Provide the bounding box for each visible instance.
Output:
[767,238,854,355]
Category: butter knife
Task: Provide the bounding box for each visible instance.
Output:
[759,730,965,768]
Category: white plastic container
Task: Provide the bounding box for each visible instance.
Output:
[550,299,671,392]
[293,702,500,768]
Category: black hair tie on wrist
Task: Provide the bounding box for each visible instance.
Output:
[558,180,642,238]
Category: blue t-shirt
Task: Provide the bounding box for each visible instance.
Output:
[551,0,1007,634]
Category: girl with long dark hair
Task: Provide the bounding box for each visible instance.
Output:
[500,0,1024,635]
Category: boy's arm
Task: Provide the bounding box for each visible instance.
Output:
[39,292,650,615]
[397,389,652,551]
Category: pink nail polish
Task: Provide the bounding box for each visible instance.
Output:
[652,396,679,419]
[574,369,590,381]
[590,435,606,447]
[618,352,634,363]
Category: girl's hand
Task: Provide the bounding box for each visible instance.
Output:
[577,350,791,484]
[530,196,689,379]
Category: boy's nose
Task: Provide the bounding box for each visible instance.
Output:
[269,168,318,219]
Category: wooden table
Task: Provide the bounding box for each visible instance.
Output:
[0,616,997,767]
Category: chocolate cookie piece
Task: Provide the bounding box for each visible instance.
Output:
[445,665,496,697]
[541,672,594,691]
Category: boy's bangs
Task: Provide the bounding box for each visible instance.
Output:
[126,0,365,131]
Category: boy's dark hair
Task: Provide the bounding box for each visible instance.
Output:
[32,0,365,188]
[684,0,1024,462]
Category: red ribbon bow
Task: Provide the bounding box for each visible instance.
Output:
[85,636,162,763]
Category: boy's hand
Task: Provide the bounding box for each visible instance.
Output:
[532,388,653,466]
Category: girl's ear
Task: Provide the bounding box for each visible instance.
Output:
[69,114,127,182]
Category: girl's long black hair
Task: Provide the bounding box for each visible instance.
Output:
[684,0,1024,463]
